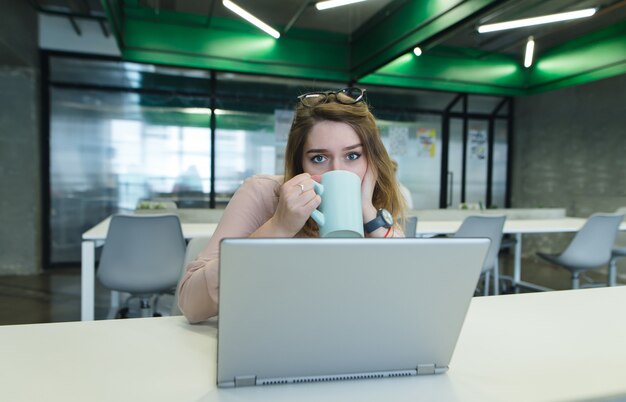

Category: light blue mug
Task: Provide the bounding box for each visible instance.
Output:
[310,170,364,238]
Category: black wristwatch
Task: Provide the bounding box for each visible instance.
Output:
[364,208,394,234]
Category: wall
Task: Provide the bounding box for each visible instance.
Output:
[513,73,626,215]
[0,0,40,274]
[39,14,120,56]
[512,73,626,274]
[0,0,38,66]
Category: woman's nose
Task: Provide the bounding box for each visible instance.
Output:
[330,160,343,171]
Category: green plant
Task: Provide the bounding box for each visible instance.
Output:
[137,201,166,210]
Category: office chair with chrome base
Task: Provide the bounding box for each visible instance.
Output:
[609,247,626,286]
[97,214,187,318]
[607,208,626,286]
[536,213,624,289]
[453,215,506,296]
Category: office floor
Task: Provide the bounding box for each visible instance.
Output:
[0,266,177,325]
[0,253,615,326]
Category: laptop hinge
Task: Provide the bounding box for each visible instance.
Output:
[417,364,436,375]
[234,375,257,387]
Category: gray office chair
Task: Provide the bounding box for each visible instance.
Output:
[97,214,187,318]
[607,208,626,286]
[171,236,212,316]
[454,215,506,296]
[536,213,624,289]
[400,216,417,238]
[609,247,626,287]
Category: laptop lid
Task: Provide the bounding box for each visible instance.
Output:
[217,237,489,387]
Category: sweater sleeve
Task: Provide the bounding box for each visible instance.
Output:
[177,175,281,323]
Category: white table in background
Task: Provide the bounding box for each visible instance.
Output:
[417,218,626,292]
[2,287,626,401]
[81,216,217,321]
[82,216,625,320]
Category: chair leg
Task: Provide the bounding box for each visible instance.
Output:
[483,271,490,296]
[608,258,617,287]
[493,261,500,296]
[139,298,152,318]
[106,291,126,320]
[572,272,580,289]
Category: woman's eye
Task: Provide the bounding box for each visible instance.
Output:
[346,152,361,161]
[311,155,327,163]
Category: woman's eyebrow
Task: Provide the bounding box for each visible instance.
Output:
[305,144,362,154]
[343,143,363,151]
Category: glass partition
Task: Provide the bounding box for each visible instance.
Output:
[377,115,442,209]
[464,119,489,206]
[214,110,281,205]
[449,118,464,208]
[49,88,211,262]
[46,54,511,263]
[492,119,509,208]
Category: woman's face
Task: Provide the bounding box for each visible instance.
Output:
[301,120,368,180]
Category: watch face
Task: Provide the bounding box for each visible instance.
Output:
[381,209,393,225]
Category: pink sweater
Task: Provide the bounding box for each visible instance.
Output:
[177,174,404,322]
[177,175,289,323]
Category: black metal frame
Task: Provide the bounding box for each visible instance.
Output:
[40,51,51,270]
[437,95,513,209]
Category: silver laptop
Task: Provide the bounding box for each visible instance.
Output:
[217,237,489,388]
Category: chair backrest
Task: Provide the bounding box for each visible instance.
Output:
[97,214,187,294]
[557,213,624,269]
[453,215,505,273]
[400,216,417,238]
[171,236,212,316]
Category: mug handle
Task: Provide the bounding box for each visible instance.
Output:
[310,182,324,226]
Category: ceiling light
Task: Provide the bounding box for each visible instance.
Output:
[222,0,280,39]
[478,8,597,33]
[524,37,535,68]
[413,47,422,56]
[316,0,367,11]
[182,108,212,115]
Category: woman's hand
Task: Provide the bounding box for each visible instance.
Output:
[268,173,321,237]
[361,166,378,224]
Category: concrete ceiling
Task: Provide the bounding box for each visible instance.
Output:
[156,0,398,35]
[33,0,626,95]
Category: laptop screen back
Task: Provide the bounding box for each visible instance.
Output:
[217,237,489,387]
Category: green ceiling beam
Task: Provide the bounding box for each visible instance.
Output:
[102,1,351,82]
[362,20,626,96]
[350,0,504,80]
[360,47,526,96]
[527,20,626,94]
[101,0,626,97]
[102,0,125,50]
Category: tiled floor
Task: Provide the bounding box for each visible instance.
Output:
[0,253,615,326]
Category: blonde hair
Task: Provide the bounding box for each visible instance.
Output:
[284,93,406,236]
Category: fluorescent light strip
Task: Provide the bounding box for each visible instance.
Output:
[524,37,535,68]
[222,0,280,39]
[316,0,367,11]
[478,8,597,33]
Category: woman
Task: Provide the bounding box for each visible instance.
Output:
[178,87,406,323]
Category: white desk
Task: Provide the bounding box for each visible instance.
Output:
[417,218,626,292]
[81,217,624,320]
[2,287,626,401]
[81,217,217,321]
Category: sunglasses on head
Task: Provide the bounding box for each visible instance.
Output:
[297,87,367,107]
